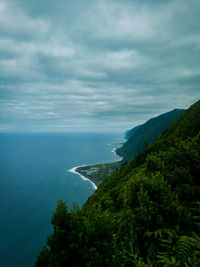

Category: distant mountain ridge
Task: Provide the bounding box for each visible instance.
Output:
[117,108,185,161]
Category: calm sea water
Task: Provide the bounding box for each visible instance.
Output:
[0,132,122,267]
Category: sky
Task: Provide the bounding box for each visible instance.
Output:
[0,0,199,133]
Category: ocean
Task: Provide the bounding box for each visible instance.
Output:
[0,132,123,267]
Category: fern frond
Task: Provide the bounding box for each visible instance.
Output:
[176,235,192,262]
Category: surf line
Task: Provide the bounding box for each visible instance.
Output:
[68,165,98,190]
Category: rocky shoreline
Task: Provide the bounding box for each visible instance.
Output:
[75,166,100,188]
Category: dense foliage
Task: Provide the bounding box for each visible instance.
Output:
[35,100,200,266]
[117,109,184,161]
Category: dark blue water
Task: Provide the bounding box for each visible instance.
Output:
[0,132,122,267]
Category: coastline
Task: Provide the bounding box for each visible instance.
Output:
[76,166,100,188]
[68,165,98,190]
[111,147,123,161]
[68,140,124,190]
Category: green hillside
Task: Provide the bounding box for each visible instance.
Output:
[125,124,142,140]
[117,109,184,162]
[35,100,200,267]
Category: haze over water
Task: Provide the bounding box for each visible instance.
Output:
[0,132,122,267]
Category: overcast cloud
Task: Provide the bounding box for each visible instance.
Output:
[0,0,200,132]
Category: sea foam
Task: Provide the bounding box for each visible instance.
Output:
[68,166,97,190]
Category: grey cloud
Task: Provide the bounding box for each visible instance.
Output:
[0,0,200,132]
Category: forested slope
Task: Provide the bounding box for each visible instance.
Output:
[117,109,184,161]
[125,124,142,140]
[35,100,200,267]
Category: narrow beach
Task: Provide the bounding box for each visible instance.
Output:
[68,143,123,189]
[68,166,98,190]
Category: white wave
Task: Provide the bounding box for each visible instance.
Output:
[111,148,116,154]
[111,147,123,161]
[68,165,97,190]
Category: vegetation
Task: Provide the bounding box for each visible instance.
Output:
[77,161,121,185]
[125,125,142,140]
[117,109,184,161]
[35,100,200,266]
[77,109,184,185]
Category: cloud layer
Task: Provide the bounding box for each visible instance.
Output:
[0,0,200,132]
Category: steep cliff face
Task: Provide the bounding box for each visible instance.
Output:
[124,124,142,140]
[117,108,184,161]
